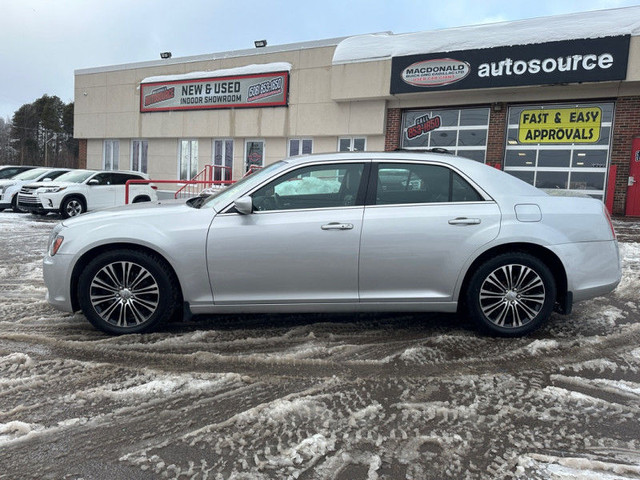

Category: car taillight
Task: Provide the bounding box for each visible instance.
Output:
[604,205,616,240]
[151,185,158,190]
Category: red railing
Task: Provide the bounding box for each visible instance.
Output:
[174,165,233,199]
[125,164,265,204]
[245,165,263,176]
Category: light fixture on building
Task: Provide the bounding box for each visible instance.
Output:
[160,52,172,59]
[492,102,504,112]
[254,40,267,48]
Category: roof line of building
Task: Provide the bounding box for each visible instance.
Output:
[75,35,381,76]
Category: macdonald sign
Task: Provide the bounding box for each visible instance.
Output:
[390,36,630,94]
[140,71,289,112]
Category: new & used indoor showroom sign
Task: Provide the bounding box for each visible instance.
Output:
[140,71,289,112]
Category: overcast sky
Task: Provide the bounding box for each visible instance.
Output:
[1,0,638,120]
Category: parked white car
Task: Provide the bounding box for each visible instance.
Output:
[0,165,37,180]
[44,152,621,336]
[0,167,71,212]
[19,170,157,218]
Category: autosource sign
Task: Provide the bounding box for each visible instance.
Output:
[518,107,602,144]
[140,71,289,112]
[391,36,630,94]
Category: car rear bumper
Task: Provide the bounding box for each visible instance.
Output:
[550,239,621,304]
[43,253,75,312]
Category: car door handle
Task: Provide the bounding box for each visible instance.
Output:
[321,222,354,230]
[448,217,481,225]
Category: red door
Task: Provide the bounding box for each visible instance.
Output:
[627,138,640,217]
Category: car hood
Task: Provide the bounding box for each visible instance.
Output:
[61,198,194,228]
[0,179,17,187]
[24,181,78,189]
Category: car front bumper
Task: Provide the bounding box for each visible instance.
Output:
[43,253,76,313]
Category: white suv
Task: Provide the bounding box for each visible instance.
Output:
[0,167,71,212]
[18,170,157,218]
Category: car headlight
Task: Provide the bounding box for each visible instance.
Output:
[39,186,66,194]
[0,183,15,193]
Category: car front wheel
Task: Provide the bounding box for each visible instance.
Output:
[61,197,85,218]
[77,249,180,334]
[466,253,556,336]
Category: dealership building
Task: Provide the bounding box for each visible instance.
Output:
[75,6,640,216]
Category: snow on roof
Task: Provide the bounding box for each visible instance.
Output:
[141,62,293,84]
[333,6,640,64]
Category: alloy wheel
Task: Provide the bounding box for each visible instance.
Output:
[89,261,160,328]
[478,264,545,328]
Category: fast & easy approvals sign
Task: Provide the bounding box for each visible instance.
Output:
[518,107,602,144]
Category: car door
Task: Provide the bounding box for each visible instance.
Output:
[208,161,368,304]
[110,173,137,205]
[86,173,116,210]
[359,161,501,302]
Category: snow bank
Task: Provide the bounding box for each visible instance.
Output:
[333,7,640,64]
[141,62,292,84]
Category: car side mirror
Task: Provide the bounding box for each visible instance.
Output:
[234,196,253,215]
[88,179,99,186]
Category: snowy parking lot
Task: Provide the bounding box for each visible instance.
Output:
[0,211,639,480]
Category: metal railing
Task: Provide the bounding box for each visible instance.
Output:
[174,165,233,199]
[124,164,265,204]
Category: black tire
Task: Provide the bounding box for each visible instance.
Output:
[132,196,150,203]
[77,249,180,334]
[11,195,25,213]
[60,196,85,218]
[466,253,556,337]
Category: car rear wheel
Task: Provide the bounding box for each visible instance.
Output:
[466,253,556,336]
[61,197,85,218]
[78,249,180,334]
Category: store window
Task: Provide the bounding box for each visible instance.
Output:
[131,140,148,173]
[338,137,366,152]
[213,139,233,181]
[179,140,198,180]
[289,138,313,156]
[245,139,265,173]
[503,102,614,200]
[400,107,490,162]
[103,140,119,170]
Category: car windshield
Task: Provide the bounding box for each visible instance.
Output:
[13,168,50,180]
[53,170,95,183]
[200,161,286,210]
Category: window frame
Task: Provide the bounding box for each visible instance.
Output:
[103,139,120,170]
[288,138,313,157]
[338,137,367,152]
[220,160,371,214]
[365,160,489,206]
[213,138,234,181]
[131,139,148,173]
[178,139,199,180]
[400,107,490,162]
[503,102,614,200]
[244,139,265,173]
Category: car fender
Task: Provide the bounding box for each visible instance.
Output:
[61,206,217,308]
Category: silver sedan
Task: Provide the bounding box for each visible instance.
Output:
[43,152,621,336]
